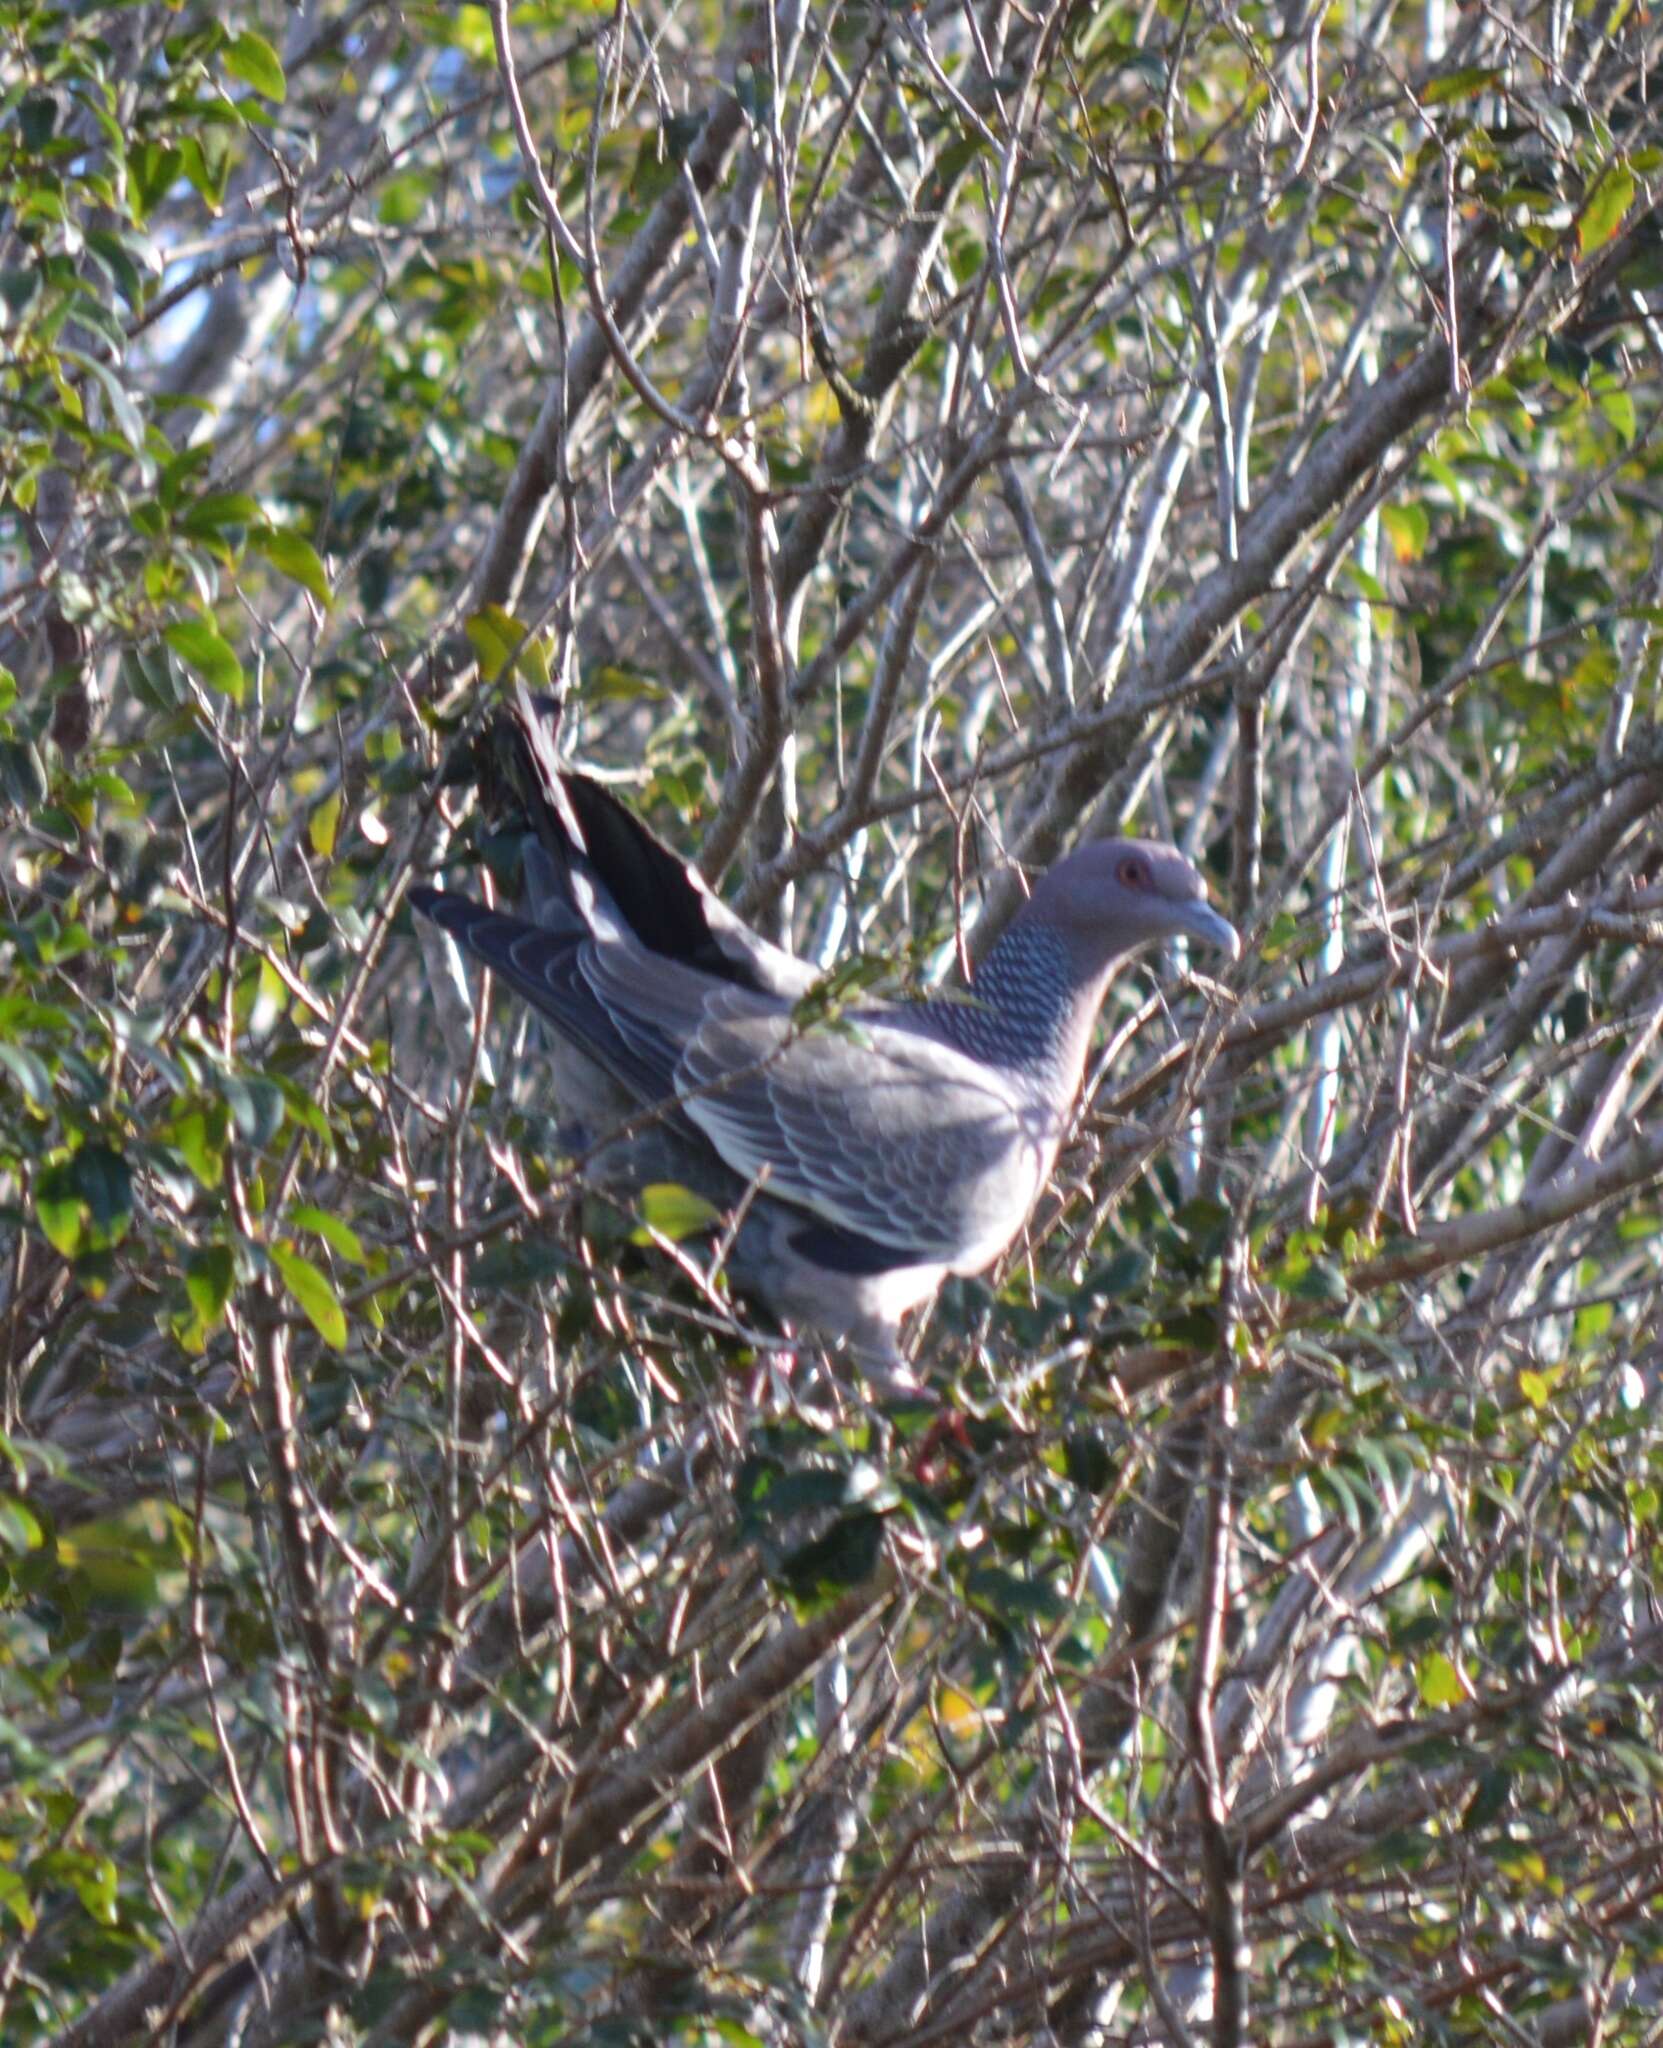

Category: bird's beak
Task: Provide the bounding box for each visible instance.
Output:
[1175,899,1241,960]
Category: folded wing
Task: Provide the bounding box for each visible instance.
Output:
[412,890,1049,1271]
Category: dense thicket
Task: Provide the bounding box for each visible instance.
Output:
[4,1,1663,2041]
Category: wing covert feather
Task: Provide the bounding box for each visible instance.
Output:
[426,893,1065,1271]
[673,989,1056,1265]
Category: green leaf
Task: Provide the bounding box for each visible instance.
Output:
[291,1204,368,1265]
[73,1144,133,1248]
[1381,501,1430,563]
[1417,1651,1468,1708]
[130,142,184,221]
[464,604,548,686]
[1078,1246,1154,1299]
[586,663,666,705]
[221,1074,285,1147]
[1461,1767,1512,1834]
[1419,453,1466,510]
[1597,382,1637,443]
[1574,1298,1613,1346]
[710,2020,766,2048]
[255,526,333,605]
[64,350,147,455]
[271,1243,348,1349]
[1420,66,1502,105]
[0,268,43,330]
[165,619,245,703]
[67,1854,119,1926]
[0,1864,37,1935]
[186,1245,236,1325]
[1343,561,1390,604]
[0,1041,52,1106]
[1579,162,1635,257]
[635,1183,721,1242]
[1063,1431,1116,1494]
[183,490,262,535]
[309,789,342,858]
[0,737,48,809]
[179,132,233,214]
[376,169,433,227]
[122,643,184,712]
[34,1162,83,1257]
[0,1499,42,1556]
[934,130,990,190]
[171,1106,227,1190]
[735,1458,882,1536]
[1290,1255,1350,1306]
[224,29,286,102]
[18,92,56,151]
[0,1497,43,1556]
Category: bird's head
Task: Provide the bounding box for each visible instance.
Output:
[1027,837,1240,971]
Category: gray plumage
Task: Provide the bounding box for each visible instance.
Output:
[412,715,1238,1391]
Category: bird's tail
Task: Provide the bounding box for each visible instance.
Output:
[487,691,757,978]
[407,885,681,1109]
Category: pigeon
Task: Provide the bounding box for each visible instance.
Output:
[412,710,1238,1391]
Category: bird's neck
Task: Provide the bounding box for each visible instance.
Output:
[925,921,1119,1089]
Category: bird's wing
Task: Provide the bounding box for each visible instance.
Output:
[414,891,1054,1269]
[583,940,1049,1267]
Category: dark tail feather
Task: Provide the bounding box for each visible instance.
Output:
[488,700,763,988]
[557,771,747,981]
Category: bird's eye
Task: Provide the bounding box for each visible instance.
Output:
[1118,855,1149,889]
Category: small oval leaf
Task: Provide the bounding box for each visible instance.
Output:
[164,619,245,703]
[1579,162,1635,257]
[225,29,286,102]
[271,1243,347,1349]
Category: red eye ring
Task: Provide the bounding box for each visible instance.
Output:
[1118,855,1149,889]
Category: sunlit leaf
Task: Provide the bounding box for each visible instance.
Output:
[224,29,286,101]
[1381,501,1430,563]
[165,618,245,703]
[465,604,549,686]
[1417,1652,1469,1708]
[635,1182,721,1242]
[1578,162,1635,257]
[34,1161,83,1258]
[0,1865,37,1935]
[0,1497,43,1555]
[1420,66,1502,104]
[271,1243,348,1349]
[292,1204,368,1265]
[310,789,343,858]
[256,526,333,605]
